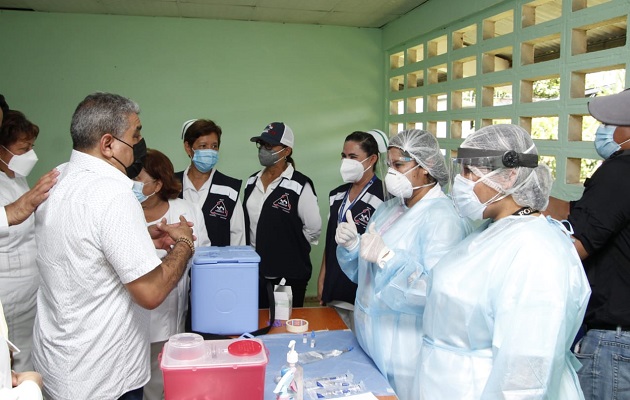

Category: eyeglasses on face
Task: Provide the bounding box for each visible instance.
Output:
[133,177,157,185]
[255,141,275,150]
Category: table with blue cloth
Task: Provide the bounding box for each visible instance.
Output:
[260,330,396,399]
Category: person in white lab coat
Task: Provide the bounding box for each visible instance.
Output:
[0,299,42,399]
[0,97,51,399]
[419,124,591,399]
[135,149,211,400]
[0,110,42,372]
[336,129,471,400]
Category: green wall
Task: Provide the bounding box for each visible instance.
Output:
[0,10,383,297]
[383,0,507,50]
[382,0,630,201]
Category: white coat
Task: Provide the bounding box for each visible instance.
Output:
[0,172,37,371]
[420,215,591,399]
[147,198,211,342]
[337,186,471,400]
[0,300,42,399]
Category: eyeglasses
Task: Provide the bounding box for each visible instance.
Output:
[386,156,414,168]
[133,178,157,185]
[255,141,275,151]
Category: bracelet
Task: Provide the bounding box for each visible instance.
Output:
[175,237,195,255]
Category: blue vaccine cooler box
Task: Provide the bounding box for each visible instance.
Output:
[191,246,260,335]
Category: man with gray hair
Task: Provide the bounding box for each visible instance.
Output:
[32,92,195,400]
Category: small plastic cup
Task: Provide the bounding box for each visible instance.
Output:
[167,333,205,360]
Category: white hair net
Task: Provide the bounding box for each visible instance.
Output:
[389,129,449,187]
[459,124,552,211]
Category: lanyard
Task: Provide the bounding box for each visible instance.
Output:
[512,206,538,216]
[337,175,376,224]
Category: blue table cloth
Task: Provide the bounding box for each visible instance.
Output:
[261,330,396,399]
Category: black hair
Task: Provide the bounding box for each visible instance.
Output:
[0,94,9,115]
[345,131,379,157]
[285,150,295,167]
[344,131,379,173]
[183,119,222,148]
[0,110,39,147]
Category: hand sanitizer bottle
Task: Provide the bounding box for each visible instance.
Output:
[274,340,303,400]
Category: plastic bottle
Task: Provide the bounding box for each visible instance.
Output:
[274,340,304,400]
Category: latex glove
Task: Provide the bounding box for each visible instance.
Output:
[335,210,359,251]
[360,223,394,267]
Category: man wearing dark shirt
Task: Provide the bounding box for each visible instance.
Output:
[569,89,630,400]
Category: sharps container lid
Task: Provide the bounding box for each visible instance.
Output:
[228,340,263,356]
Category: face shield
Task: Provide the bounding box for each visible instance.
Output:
[453,124,551,212]
[451,148,539,184]
[450,148,533,219]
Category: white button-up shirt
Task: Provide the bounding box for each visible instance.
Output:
[1,300,42,400]
[0,171,38,372]
[33,150,162,400]
[246,164,321,247]
[0,207,8,238]
[181,166,246,246]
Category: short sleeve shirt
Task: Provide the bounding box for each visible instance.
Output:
[569,150,630,326]
[32,151,161,400]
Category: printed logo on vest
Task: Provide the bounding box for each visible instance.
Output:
[353,208,372,228]
[209,199,229,219]
[272,193,292,213]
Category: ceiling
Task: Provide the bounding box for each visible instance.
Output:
[0,0,431,28]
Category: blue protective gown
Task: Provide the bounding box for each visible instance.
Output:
[337,185,471,400]
[419,215,591,400]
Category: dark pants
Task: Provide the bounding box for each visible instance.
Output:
[258,277,308,308]
[117,387,143,400]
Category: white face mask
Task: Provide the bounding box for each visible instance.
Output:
[384,166,434,199]
[451,174,506,220]
[339,158,370,183]
[1,146,38,177]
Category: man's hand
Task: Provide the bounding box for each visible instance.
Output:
[130,216,198,310]
[6,168,59,226]
[12,370,43,389]
[542,196,570,220]
[148,216,195,251]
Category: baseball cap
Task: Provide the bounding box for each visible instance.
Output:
[588,88,630,126]
[250,122,294,148]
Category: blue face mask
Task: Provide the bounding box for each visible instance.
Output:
[192,149,219,173]
[594,124,630,159]
[132,181,155,203]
